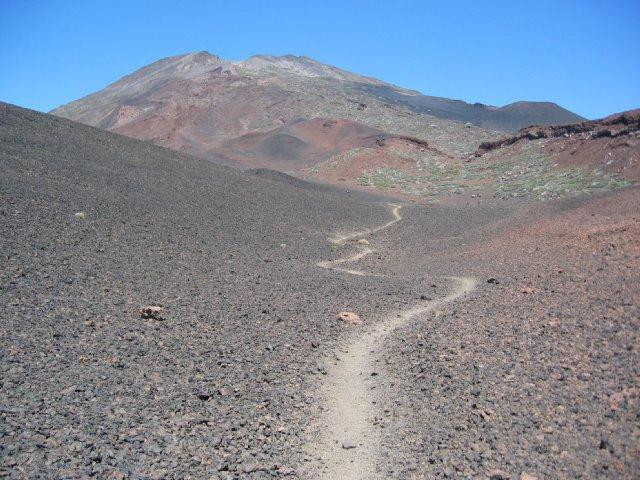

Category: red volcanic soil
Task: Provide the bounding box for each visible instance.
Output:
[104,74,257,156]
[219,117,435,172]
[478,109,640,181]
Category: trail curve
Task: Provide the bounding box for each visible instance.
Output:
[309,203,476,479]
[315,204,401,276]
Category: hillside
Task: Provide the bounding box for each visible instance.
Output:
[1,102,638,478]
[301,110,634,204]
[50,51,583,168]
[0,101,402,477]
[476,109,640,182]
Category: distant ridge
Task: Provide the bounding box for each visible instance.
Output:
[352,83,585,132]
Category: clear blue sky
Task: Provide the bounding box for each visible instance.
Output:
[1,0,639,119]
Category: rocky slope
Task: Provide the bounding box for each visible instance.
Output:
[371,189,640,479]
[50,51,582,166]
[476,109,640,182]
[0,102,414,478]
[301,112,635,205]
[1,102,638,479]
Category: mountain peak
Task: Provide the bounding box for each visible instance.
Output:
[239,53,381,84]
[181,50,220,63]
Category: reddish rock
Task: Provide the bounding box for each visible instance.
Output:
[337,311,362,325]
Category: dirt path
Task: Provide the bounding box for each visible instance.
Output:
[327,204,402,245]
[315,204,401,276]
[310,204,476,479]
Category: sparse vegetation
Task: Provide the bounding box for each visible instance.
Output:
[357,143,631,200]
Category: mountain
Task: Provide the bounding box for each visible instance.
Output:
[50,51,582,169]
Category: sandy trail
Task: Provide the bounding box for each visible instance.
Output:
[328,204,402,245]
[315,204,400,276]
[316,246,374,276]
[311,204,476,479]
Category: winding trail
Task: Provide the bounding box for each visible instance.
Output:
[315,204,401,276]
[311,204,476,479]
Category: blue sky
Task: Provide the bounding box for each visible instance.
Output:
[1,0,638,119]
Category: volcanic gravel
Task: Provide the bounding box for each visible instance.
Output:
[375,189,639,479]
[0,103,420,479]
[1,102,638,480]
